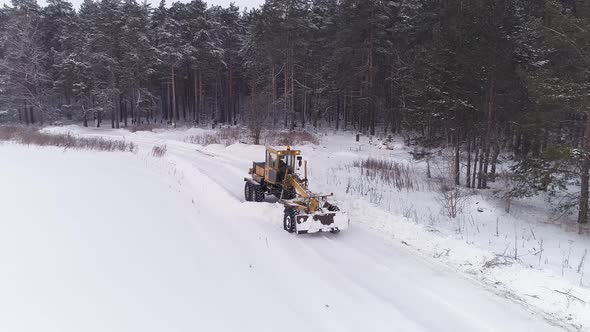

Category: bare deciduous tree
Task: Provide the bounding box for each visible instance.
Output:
[245,94,271,145]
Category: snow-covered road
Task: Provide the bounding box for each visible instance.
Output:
[0,130,566,332]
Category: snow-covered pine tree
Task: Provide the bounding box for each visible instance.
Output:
[512,0,590,224]
[119,0,154,126]
[0,0,47,124]
[40,0,76,119]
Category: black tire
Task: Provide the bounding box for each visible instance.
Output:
[244,182,252,201]
[283,208,297,233]
[254,185,265,202]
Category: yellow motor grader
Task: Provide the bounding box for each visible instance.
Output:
[244,146,348,234]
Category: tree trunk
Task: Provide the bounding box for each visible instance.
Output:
[193,69,199,123]
[335,95,340,131]
[284,61,288,128]
[343,93,348,130]
[579,158,590,224]
[481,75,496,188]
[115,95,121,129]
[171,65,177,127]
[291,60,295,130]
[166,83,170,122]
[301,61,307,129]
[23,100,29,125]
[131,90,136,124]
[578,113,590,224]
[465,136,472,188]
[228,65,234,125]
[29,106,34,124]
[200,71,204,123]
[477,143,485,189]
[123,99,128,127]
[454,137,460,186]
[482,144,490,188]
[472,138,479,189]
[215,70,220,123]
[490,140,500,182]
[183,77,188,121]
[368,5,375,137]
[271,63,276,103]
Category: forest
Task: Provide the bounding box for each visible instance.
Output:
[0,0,589,223]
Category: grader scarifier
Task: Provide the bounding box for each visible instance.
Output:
[244,146,349,234]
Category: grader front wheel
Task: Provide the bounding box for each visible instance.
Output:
[283,209,297,233]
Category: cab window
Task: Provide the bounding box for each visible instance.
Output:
[279,154,295,170]
[267,151,277,168]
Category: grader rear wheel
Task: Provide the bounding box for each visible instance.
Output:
[254,185,265,202]
[244,182,253,201]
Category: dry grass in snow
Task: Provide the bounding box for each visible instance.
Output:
[351,157,418,191]
[127,123,164,133]
[185,127,241,146]
[0,126,135,152]
[184,127,320,147]
[266,130,320,146]
[151,144,167,157]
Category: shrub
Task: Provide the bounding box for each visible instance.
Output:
[0,126,134,152]
[0,126,22,141]
[151,144,167,157]
[265,130,320,146]
[352,157,418,191]
[217,127,241,142]
[436,184,468,218]
[185,127,242,146]
[186,133,220,145]
[128,123,163,133]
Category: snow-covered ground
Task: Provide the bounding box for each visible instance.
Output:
[1,125,586,331]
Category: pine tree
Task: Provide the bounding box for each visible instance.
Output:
[0,0,47,124]
[120,0,154,125]
[40,0,76,114]
[514,0,590,224]
[152,1,184,127]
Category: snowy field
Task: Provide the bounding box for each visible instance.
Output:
[0,125,587,331]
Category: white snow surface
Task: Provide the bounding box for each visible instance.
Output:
[0,125,585,331]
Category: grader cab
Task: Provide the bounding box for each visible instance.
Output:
[244,146,348,234]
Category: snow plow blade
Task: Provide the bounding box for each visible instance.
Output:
[295,211,348,234]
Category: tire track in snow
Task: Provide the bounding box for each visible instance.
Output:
[167,144,247,202]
